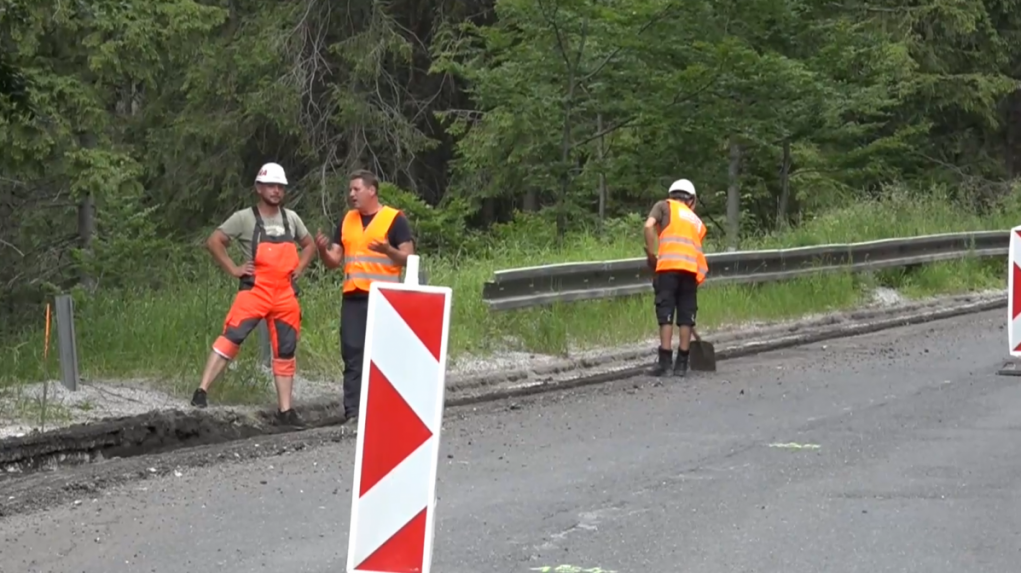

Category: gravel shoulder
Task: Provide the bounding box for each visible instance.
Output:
[0,289,1000,441]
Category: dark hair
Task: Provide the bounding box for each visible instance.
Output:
[669,192,696,206]
[349,169,379,191]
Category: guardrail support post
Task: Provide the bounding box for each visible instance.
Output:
[54,294,80,391]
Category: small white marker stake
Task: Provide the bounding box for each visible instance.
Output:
[405,254,420,286]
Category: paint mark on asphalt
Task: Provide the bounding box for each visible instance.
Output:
[529,566,618,573]
[767,442,821,450]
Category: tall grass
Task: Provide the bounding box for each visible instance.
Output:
[0,189,1015,403]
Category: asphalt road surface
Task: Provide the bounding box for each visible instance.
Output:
[3,308,1020,573]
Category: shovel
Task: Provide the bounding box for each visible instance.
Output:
[688,327,716,372]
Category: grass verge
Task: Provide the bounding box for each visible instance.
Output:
[0,189,1014,405]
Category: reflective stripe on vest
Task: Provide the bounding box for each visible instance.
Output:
[341,206,402,293]
[656,200,709,284]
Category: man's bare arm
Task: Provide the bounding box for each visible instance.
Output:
[643,217,659,255]
[295,234,317,277]
[313,227,343,269]
[386,240,415,267]
[320,243,344,269]
[321,244,343,269]
[207,230,246,277]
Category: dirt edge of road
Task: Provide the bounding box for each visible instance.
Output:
[0,291,1006,518]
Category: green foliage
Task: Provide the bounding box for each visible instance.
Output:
[379,182,473,254]
[2,0,1021,353]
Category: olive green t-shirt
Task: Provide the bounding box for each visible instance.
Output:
[648,200,673,228]
[217,208,309,261]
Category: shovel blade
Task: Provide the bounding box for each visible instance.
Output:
[689,340,717,371]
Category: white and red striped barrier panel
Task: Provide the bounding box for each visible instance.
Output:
[1010,225,1021,357]
[347,255,452,573]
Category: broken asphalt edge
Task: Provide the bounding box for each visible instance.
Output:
[0,292,1007,477]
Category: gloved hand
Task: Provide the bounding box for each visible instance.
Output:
[645,252,657,271]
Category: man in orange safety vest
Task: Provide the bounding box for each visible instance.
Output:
[643,178,708,377]
[315,169,416,424]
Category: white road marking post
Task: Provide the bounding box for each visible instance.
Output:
[347,255,452,573]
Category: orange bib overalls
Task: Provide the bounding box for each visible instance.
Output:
[212,207,302,377]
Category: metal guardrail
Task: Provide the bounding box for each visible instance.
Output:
[481,230,1010,311]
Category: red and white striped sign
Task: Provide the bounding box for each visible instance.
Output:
[347,268,452,573]
[1009,226,1021,357]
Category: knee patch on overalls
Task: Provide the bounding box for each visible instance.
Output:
[268,316,299,376]
[214,313,264,360]
[272,318,298,358]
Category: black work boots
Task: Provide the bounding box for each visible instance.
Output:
[650,347,689,377]
[673,350,689,377]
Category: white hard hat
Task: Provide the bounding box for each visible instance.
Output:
[668,178,696,197]
[255,162,288,185]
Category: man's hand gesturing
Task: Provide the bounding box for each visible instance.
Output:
[314,229,330,251]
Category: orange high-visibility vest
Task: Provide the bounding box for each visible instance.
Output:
[655,199,708,284]
[340,206,402,293]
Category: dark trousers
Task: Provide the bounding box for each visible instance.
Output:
[340,294,369,417]
[654,270,699,327]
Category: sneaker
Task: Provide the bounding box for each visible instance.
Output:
[673,352,689,378]
[344,414,359,427]
[191,388,207,408]
[649,347,673,377]
[276,408,305,428]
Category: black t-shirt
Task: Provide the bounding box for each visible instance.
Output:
[332,211,413,248]
[334,210,414,298]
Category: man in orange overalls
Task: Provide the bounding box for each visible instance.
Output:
[643,178,709,377]
[315,169,415,424]
[191,163,317,426]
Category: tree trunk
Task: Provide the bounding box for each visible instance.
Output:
[523,190,538,212]
[1006,88,1021,180]
[554,18,587,245]
[77,133,97,290]
[77,195,95,254]
[77,193,95,290]
[481,197,496,226]
[346,124,367,173]
[556,74,576,245]
[726,135,741,251]
[596,113,607,235]
[778,138,792,229]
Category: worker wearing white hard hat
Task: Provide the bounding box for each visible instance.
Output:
[255,162,289,185]
[191,162,317,427]
[668,178,697,198]
[642,178,709,377]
